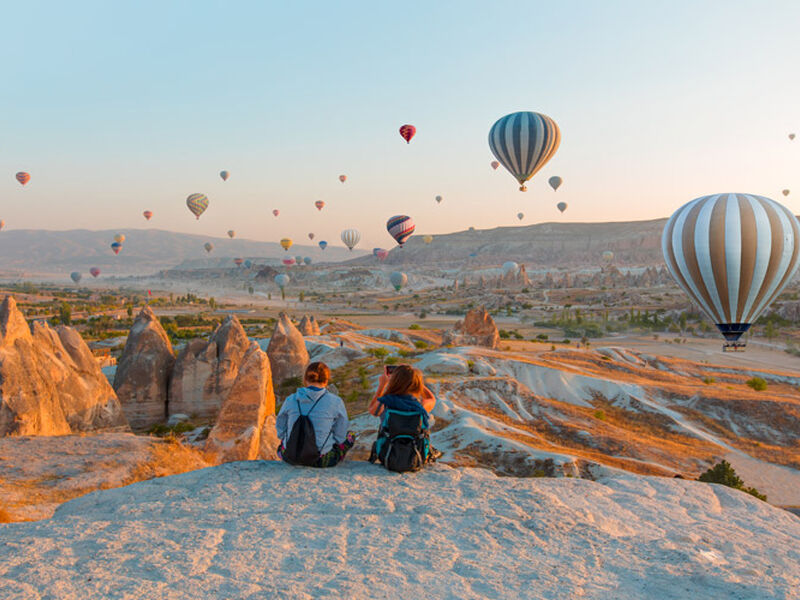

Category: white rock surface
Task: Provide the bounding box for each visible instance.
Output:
[0,463,798,599]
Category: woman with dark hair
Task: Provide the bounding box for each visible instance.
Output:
[276,361,354,468]
[368,364,435,422]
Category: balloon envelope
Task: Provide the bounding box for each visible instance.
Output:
[549,176,563,191]
[490,160,499,170]
[0,220,5,231]
[389,271,407,291]
[376,249,389,261]
[114,234,125,244]
[186,193,209,219]
[227,230,236,238]
[399,124,416,143]
[790,133,796,140]
[341,228,361,251]
[517,212,524,221]
[557,202,568,213]
[90,267,100,278]
[435,195,442,204]
[488,111,561,191]
[662,193,800,342]
[308,232,315,240]
[303,257,312,265]
[111,242,122,255]
[315,201,325,211]
[339,175,347,183]
[220,170,229,181]
[275,274,290,289]
[294,255,303,265]
[782,190,790,197]
[15,172,30,186]
[143,210,153,220]
[204,242,214,253]
[280,238,293,251]
[602,250,614,262]
[386,215,415,246]
[234,258,243,266]
[318,240,328,250]
[244,260,252,268]
[423,235,433,244]
[502,261,519,275]
[70,272,82,284]
[273,209,280,217]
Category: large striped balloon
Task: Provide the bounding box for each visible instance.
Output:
[662,193,800,341]
[399,124,416,144]
[488,111,561,191]
[186,193,209,219]
[386,215,415,246]
[341,228,361,251]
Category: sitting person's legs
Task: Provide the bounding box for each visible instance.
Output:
[314,431,356,468]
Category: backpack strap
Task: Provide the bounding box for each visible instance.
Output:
[297,390,327,417]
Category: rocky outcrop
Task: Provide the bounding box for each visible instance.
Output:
[205,342,278,462]
[443,306,499,349]
[297,315,321,336]
[113,306,174,431]
[168,316,250,422]
[266,312,309,390]
[0,296,127,437]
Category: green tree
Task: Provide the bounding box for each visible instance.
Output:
[698,460,766,501]
[59,302,72,326]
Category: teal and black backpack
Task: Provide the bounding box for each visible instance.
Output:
[369,409,431,472]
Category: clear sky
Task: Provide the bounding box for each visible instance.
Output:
[2,0,800,250]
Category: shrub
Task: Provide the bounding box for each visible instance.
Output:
[698,460,767,501]
[384,356,399,365]
[498,329,511,339]
[746,377,767,391]
[413,340,428,349]
[536,333,549,341]
[593,410,606,421]
[703,376,715,385]
[408,324,421,330]
[367,347,389,359]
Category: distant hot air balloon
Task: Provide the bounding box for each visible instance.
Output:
[234,258,243,266]
[372,247,381,257]
[517,212,524,221]
[386,215,415,246]
[503,261,519,275]
[204,242,214,253]
[399,124,416,144]
[490,160,500,170]
[0,220,5,231]
[15,172,30,186]
[339,175,347,183]
[782,189,790,197]
[489,111,561,191]
[435,195,442,204]
[602,250,614,262]
[114,234,125,244]
[275,273,290,299]
[111,242,122,255]
[70,272,82,284]
[663,193,800,344]
[220,170,230,181]
[557,202,567,213]
[341,229,361,251]
[308,232,315,240]
[187,193,209,219]
[423,235,433,244]
[227,230,236,238]
[294,255,303,265]
[389,271,407,291]
[282,258,295,266]
[315,201,325,211]
[318,240,328,250]
[90,267,101,278]
[303,257,312,265]
[273,209,280,217]
[549,176,563,191]
[280,238,293,251]
[244,260,252,269]
[376,249,389,261]
[790,133,796,140]
[143,210,153,221]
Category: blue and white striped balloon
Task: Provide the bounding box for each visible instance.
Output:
[488,111,561,192]
[662,193,800,341]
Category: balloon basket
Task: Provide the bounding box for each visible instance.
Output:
[722,341,746,352]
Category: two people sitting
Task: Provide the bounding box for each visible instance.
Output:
[276,361,436,471]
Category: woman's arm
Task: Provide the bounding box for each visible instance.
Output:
[368,372,389,416]
[420,385,436,413]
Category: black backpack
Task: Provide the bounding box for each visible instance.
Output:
[282,394,327,466]
[369,410,431,473]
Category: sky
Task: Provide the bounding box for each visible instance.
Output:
[2,0,800,250]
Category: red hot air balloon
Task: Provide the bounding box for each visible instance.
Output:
[399,124,416,144]
[490,161,499,170]
[273,209,280,217]
[111,242,122,255]
[234,258,244,266]
[16,172,30,186]
[315,200,325,211]
[0,220,5,231]
[90,267,101,278]
[282,258,295,266]
[308,232,315,240]
[376,249,389,261]
[339,175,347,183]
[143,210,153,221]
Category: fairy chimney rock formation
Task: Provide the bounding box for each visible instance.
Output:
[298,315,321,336]
[266,312,310,391]
[113,306,174,431]
[205,342,278,462]
[443,306,499,349]
[168,315,251,422]
[0,296,127,436]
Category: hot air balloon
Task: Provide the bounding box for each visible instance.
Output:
[602,250,614,262]
[372,248,381,257]
[389,271,407,291]
[282,258,295,266]
[111,242,122,255]
[790,133,796,140]
[399,124,416,144]
[502,261,519,275]
[423,235,433,244]
[386,215,415,246]
[187,193,209,219]
[782,189,790,197]
[294,255,303,265]
[339,175,347,183]
[341,228,361,251]
[549,176,563,191]
[663,193,800,345]
[280,238,293,251]
[517,212,524,221]
[220,170,230,181]
[490,160,499,170]
[488,111,561,191]
[70,272,82,284]
[234,258,243,266]
[0,220,5,231]
[244,259,252,269]
[376,249,389,261]
[114,234,125,244]
[435,195,442,204]
[557,202,568,213]
[15,172,30,186]
[308,232,315,240]
[273,209,280,217]
[318,240,328,250]
[227,230,236,238]
[90,267,101,278]
[143,210,153,221]
[303,257,312,265]
[315,201,325,211]
[204,242,214,253]
[275,273,290,299]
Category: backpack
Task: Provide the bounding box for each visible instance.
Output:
[369,409,431,473]
[282,393,328,466]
